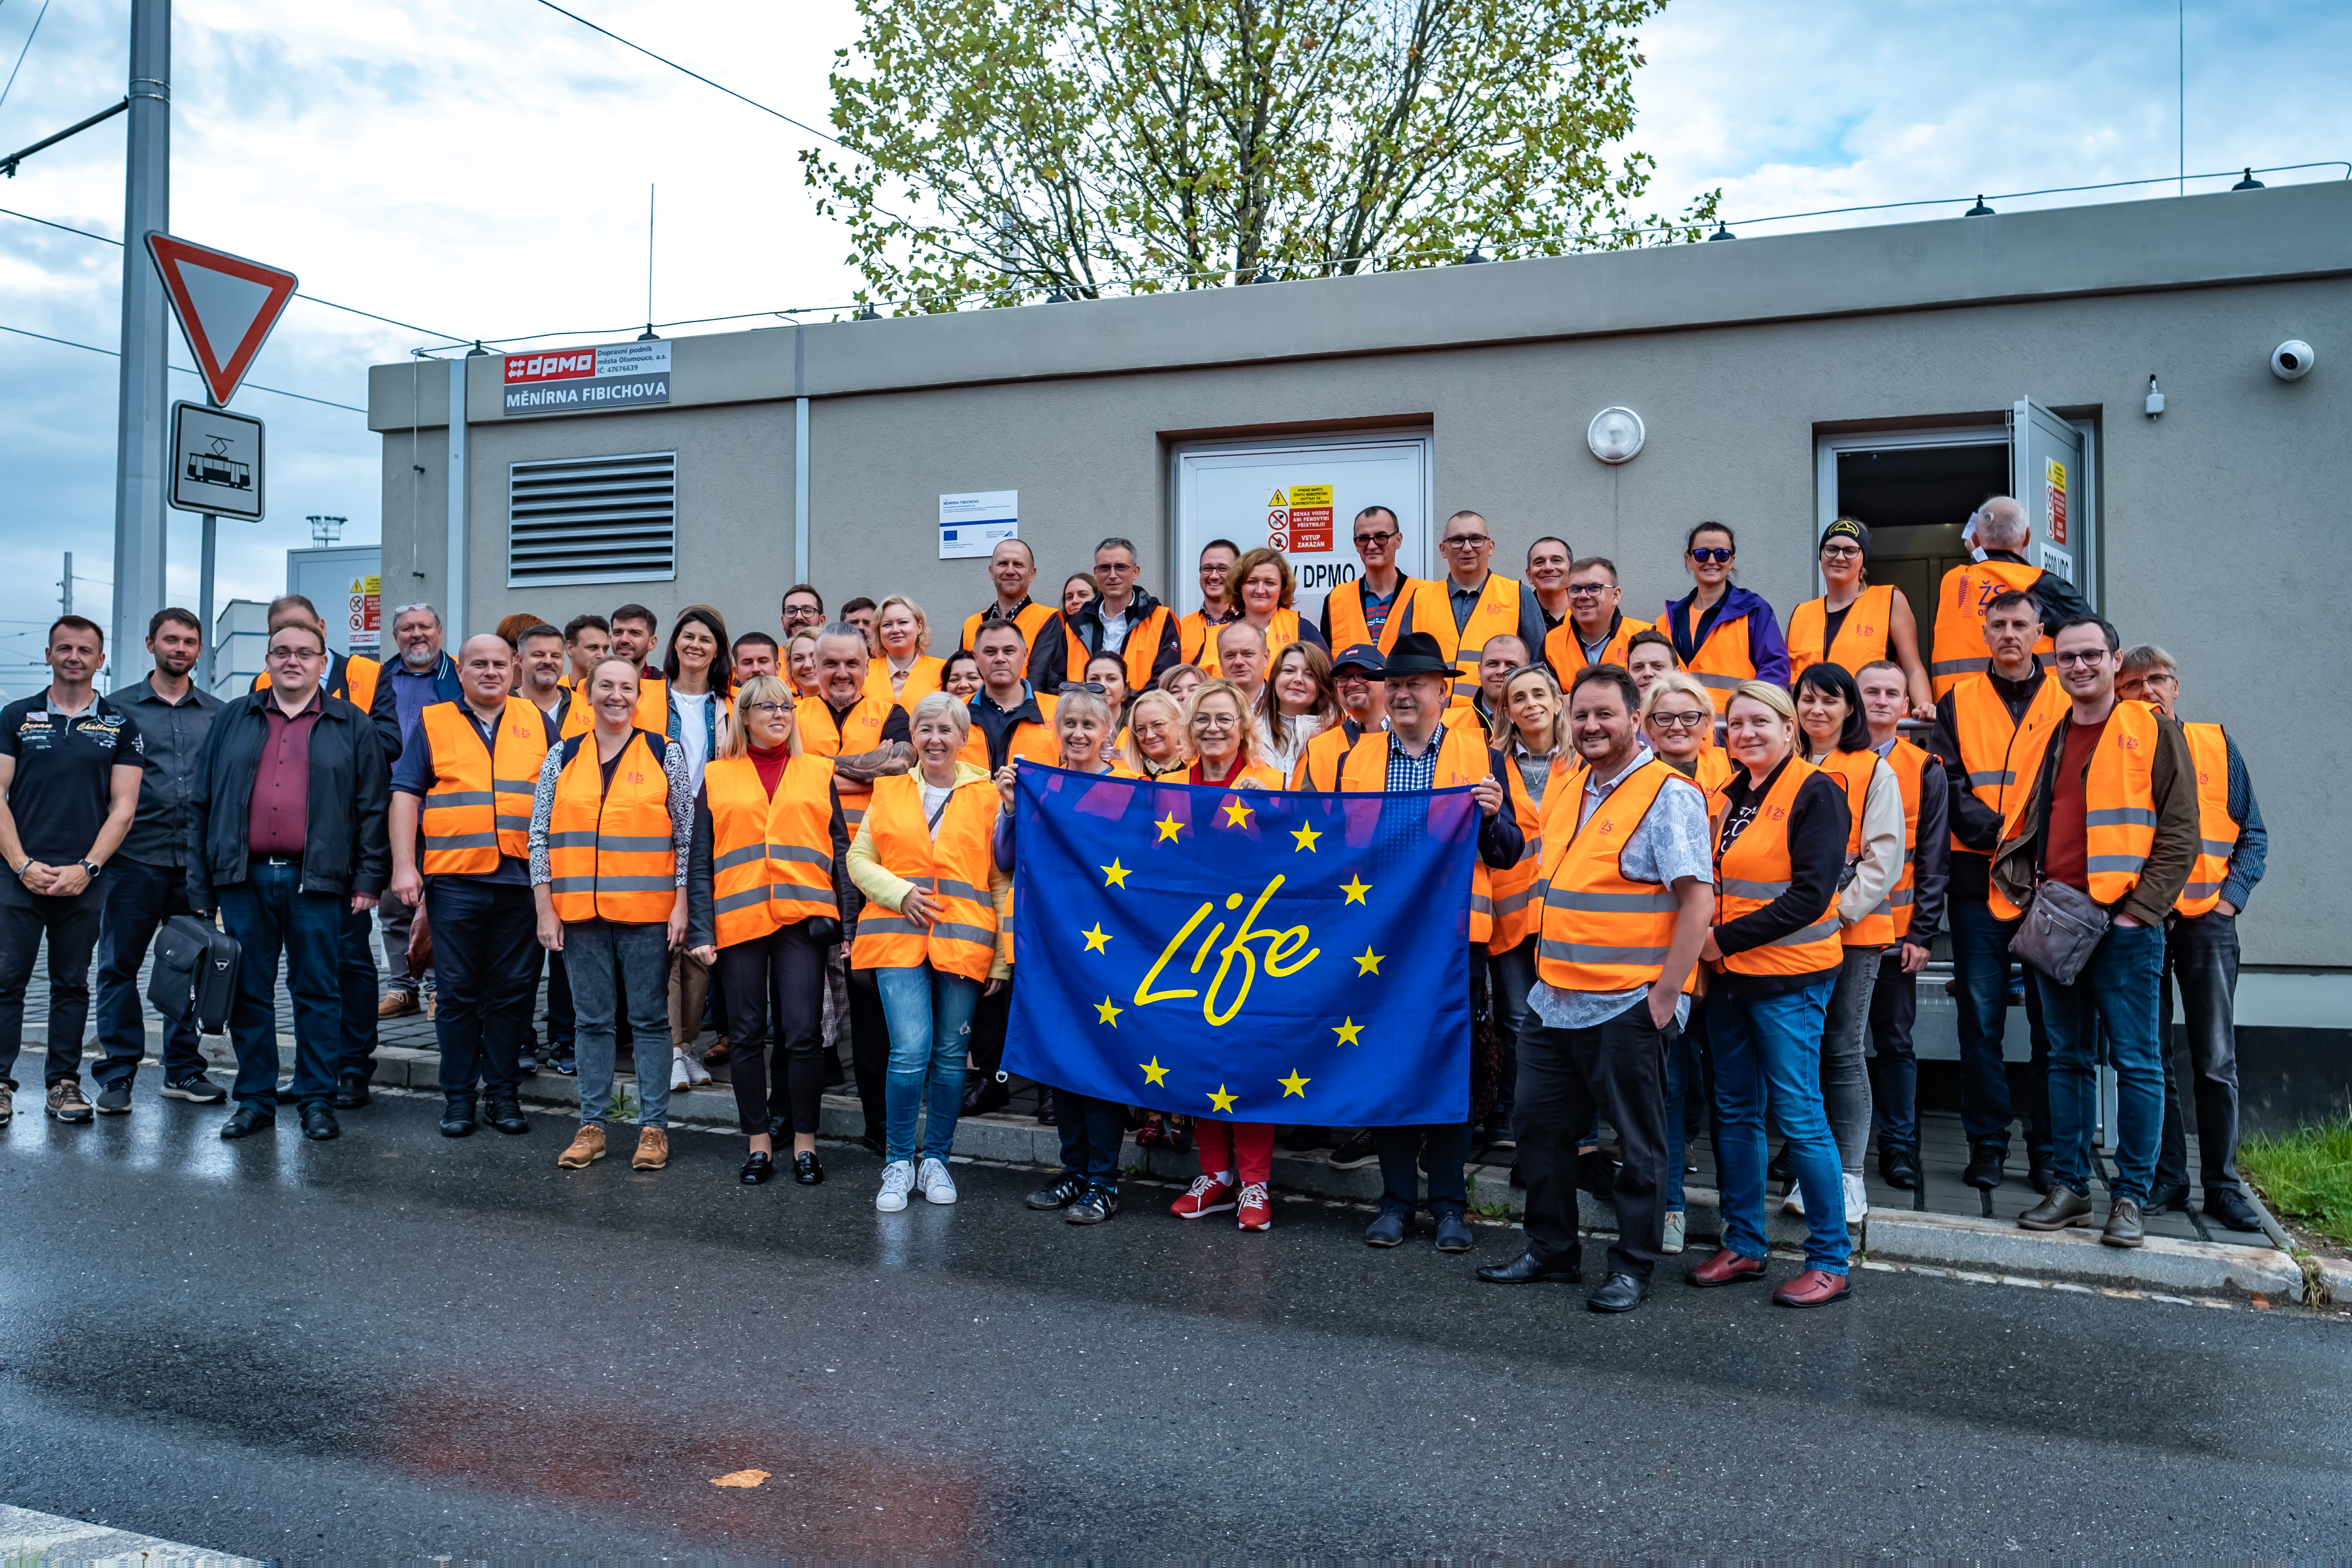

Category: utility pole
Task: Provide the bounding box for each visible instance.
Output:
[61,554,74,616]
[110,0,170,694]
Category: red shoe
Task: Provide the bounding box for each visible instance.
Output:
[1134,1120,1165,1149]
[1170,1175,1236,1218]
[1235,1182,1272,1231]
[1772,1268,1852,1308]
[1684,1248,1767,1288]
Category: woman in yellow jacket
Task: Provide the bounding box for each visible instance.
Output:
[847,690,1009,1214]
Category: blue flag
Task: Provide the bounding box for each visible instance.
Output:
[1004,764,1477,1127]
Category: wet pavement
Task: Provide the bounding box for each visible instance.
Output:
[2,1087,2347,1559]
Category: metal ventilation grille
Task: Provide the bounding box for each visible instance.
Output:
[506,451,677,587]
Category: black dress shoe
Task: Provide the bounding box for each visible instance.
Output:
[2027,1152,2057,1196]
[1962,1145,2006,1189]
[332,1074,372,1110]
[962,1078,1011,1118]
[2144,1180,2192,1215]
[1026,1173,1086,1210]
[219,1105,275,1140]
[1879,1143,1921,1191]
[482,1097,530,1135]
[792,1151,825,1186]
[2204,1186,2266,1233]
[740,1152,775,1185]
[300,1103,339,1141]
[1034,1089,1059,1125]
[440,1100,477,1138]
[1587,1271,1648,1313]
[1476,1250,1581,1285]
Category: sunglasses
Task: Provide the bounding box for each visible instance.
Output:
[1440,533,1492,549]
[1353,529,1400,547]
[1689,547,1734,564]
[1059,681,1107,694]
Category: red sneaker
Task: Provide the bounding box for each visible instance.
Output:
[1169,1175,1236,1218]
[1235,1182,1272,1231]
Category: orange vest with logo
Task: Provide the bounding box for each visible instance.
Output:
[1989,702,2162,920]
[2174,722,2238,918]
[1062,605,1171,694]
[1710,756,1845,977]
[1813,748,1886,947]
[1339,725,1496,944]
[1947,669,2068,856]
[1418,575,1525,708]
[1787,583,1895,682]
[801,688,902,834]
[1198,608,1301,680]
[962,602,1058,657]
[703,753,839,947]
[546,729,675,924]
[1542,613,1652,684]
[418,697,549,874]
[1929,561,2054,698]
[849,773,999,980]
[1535,758,1702,994]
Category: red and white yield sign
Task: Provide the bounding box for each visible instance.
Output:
[147,234,299,406]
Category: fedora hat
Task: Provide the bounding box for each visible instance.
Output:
[1380,631,1455,681]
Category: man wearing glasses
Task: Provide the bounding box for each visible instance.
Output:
[1177,539,1245,666]
[1413,510,1548,709]
[1028,536,1180,693]
[1541,556,1652,685]
[1323,506,1439,656]
[188,620,391,1142]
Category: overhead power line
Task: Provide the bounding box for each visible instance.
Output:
[529,0,848,153]
[0,320,369,412]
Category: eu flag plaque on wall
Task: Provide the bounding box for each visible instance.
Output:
[1003,765,1477,1127]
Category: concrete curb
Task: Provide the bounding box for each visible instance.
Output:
[2312,1255,2352,1306]
[1863,1210,2303,1298]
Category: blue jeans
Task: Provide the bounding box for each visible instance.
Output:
[874,964,978,1165]
[2034,920,2167,1204]
[565,919,674,1129]
[337,904,379,1081]
[93,857,205,1088]
[1055,1089,1126,1188]
[215,864,345,1112]
[1711,977,1847,1274]
[1952,898,2051,1156]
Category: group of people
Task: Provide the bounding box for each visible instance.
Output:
[0,491,2264,1316]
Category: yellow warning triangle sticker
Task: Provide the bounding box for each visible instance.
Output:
[1266,488,1287,506]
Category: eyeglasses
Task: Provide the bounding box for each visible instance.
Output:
[1566,582,1612,597]
[1819,544,1863,560]
[2051,650,2111,667]
[1440,533,1492,550]
[1648,710,1710,730]
[1059,681,1106,695]
[1689,547,1734,564]
[744,700,795,716]
[1095,562,1134,576]
[1353,530,1399,547]
[1192,712,1238,729]
[266,646,324,662]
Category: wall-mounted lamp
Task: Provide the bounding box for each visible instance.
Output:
[2145,374,2164,418]
[1587,406,1645,464]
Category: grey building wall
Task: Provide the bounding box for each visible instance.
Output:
[374,183,2352,968]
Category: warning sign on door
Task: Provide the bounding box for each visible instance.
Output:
[2044,458,2068,545]
[1266,482,1334,554]
[348,575,382,650]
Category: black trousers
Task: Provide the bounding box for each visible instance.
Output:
[967,981,1013,1081]
[846,963,890,1139]
[424,878,539,1101]
[1866,947,1921,1149]
[2156,909,2244,1193]
[1514,996,1670,1281]
[0,875,104,1088]
[717,923,828,1136]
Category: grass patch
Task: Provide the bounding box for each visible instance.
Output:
[2240,1117,2352,1247]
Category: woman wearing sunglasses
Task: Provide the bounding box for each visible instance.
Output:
[1659,523,1788,714]
[1786,519,1936,719]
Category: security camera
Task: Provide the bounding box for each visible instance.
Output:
[2271,340,2315,381]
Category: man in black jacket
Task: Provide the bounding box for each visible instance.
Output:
[188,621,391,1141]
[1026,538,1182,690]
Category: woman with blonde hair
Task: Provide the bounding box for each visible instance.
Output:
[1159,663,1208,703]
[1642,670,1732,792]
[1482,662,1570,1147]
[1122,688,1188,779]
[784,630,824,700]
[1178,679,1282,791]
[686,675,845,1186]
[1256,641,1341,778]
[869,594,945,708]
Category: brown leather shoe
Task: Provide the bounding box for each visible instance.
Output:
[703,1038,730,1065]
[2100,1197,2146,1249]
[376,988,419,1019]
[46,1078,93,1123]
[1772,1268,1852,1308]
[1685,1248,1766,1288]
[2017,1186,2095,1231]
[557,1124,606,1169]
[632,1127,670,1171]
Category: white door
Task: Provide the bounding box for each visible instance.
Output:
[1169,433,1434,622]
[2011,399,2094,605]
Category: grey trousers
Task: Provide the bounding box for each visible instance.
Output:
[565,919,674,1130]
[1820,946,1881,1175]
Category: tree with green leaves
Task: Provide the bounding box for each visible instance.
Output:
[801,0,1718,311]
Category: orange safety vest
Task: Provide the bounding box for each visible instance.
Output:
[1710,756,1845,978]
[1487,752,1566,954]
[1416,574,1525,708]
[1177,608,1239,666]
[866,655,945,712]
[1787,583,1895,682]
[2174,722,2238,917]
[1534,758,1702,994]
[1324,577,1431,657]
[1542,613,1652,684]
[256,651,379,711]
[1812,748,1886,947]
[1929,561,2054,698]
[546,729,676,924]
[801,688,903,834]
[1198,608,1302,680]
[1878,739,1931,942]
[1290,717,1366,791]
[417,697,550,874]
[1989,702,2162,920]
[957,691,1061,770]
[1338,724,1497,944]
[1062,604,1171,694]
[962,602,1059,656]
[559,672,669,738]
[1947,670,2068,856]
[849,773,999,980]
[1664,599,1755,713]
[702,753,839,947]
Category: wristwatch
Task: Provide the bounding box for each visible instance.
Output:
[77,859,99,877]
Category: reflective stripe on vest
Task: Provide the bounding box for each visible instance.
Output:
[1534,758,1700,994]
[1876,739,1930,942]
[1711,755,1845,977]
[1416,576,1523,707]
[1787,583,1893,682]
[418,698,549,874]
[1541,613,1651,685]
[1947,670,2068,856]
[1487,753,1561,954]
[2174,722,2238,918]
[1928,561,2054,697]
[1338,724,1494,945]
[703,753,840,947]
[849,773,999,980]
[1988,702,2163,920]
[547,730,675,924]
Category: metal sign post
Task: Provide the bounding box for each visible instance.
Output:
[109,0,172,692]
[170,395,264,688]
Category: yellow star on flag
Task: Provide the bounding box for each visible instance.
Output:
[1154,813,1184,843]
[1290,823,1322,853]
[1279,1069,1311,1098]
[1353,947,1384,976]
[1220,797,1253,828]
[1340,874,1372,905]
[1101,859,1131,888]
[1332,1018,1364,1046]
[1080,923,1111,953]
[1095,996,1122,1027]
[1140,1057,1169,1086]
[1206,1083,1237,1113]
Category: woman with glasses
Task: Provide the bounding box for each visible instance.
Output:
[1786,519,1935,719]
[868,595,946,710]
[1785,662,1902,1229]
[1689,681,1852,1307]
[939,647,983,702]
[661,605,732,1089]
[1209,548,1328,677]
[1484,664,1571,1148]
[1659,523,1788,714]
[1255,642,1340,778]
[1122,689,1187,778]
[686,675,844,1187]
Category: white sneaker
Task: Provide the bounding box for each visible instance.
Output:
[1782,1181,1806,1216]
[686,1053,713,1087]
[1844,1171,1869,1226]
[670,1051,692,1092]
[916,1157,958,1205]
[875,1160,916,1213]
[1661,1209,1686,1255]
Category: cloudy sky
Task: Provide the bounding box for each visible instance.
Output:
[1,0,2344,690]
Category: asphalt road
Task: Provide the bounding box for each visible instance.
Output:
[2,1088,2346,1560]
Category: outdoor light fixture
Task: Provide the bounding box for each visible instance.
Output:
[1586,406,1645,464]
[637,323,661,342]
[2145,374,2165,418]
[855,304,880,320]
[2233,168,2265,190]
[1460,245,1488,264]
[1707,220,1734,241]
[1966,196,1994,217]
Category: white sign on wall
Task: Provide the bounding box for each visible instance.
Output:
[1170,435,1432,622]
[939,490,1019,558]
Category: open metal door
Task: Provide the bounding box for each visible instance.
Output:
[2011,399,2092,605]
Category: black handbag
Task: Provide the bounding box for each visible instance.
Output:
[147,914,241,1034]
[2009,877,2109,986]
